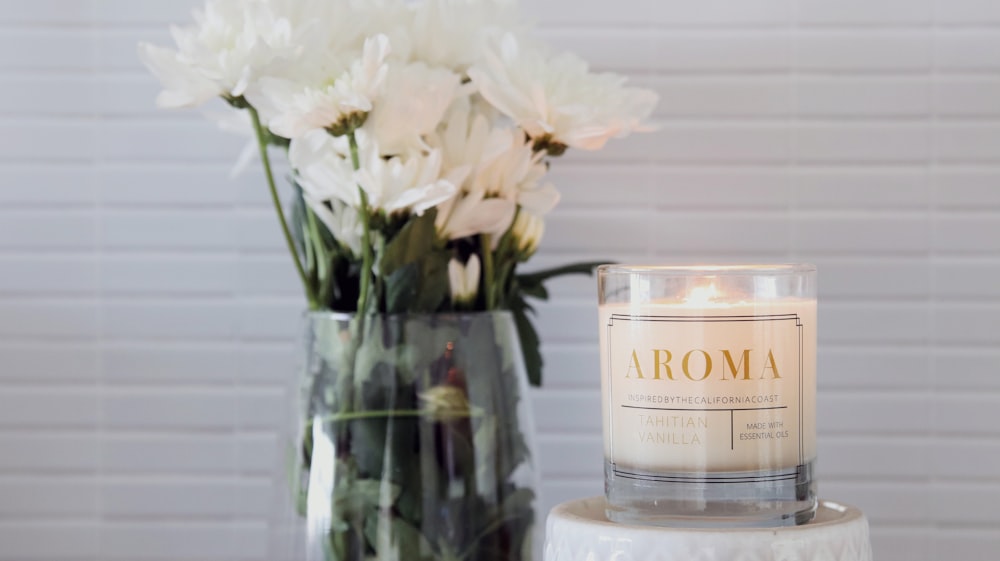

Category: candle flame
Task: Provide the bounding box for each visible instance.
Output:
[685,283,720,306]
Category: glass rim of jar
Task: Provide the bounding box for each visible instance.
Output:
[597,263,816,277]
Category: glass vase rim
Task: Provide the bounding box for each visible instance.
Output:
[303,309,516,321]
[597,263,816,276]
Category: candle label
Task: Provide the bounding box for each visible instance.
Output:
[602,312,813,479]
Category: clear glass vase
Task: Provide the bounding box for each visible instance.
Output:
[284,311,538,561]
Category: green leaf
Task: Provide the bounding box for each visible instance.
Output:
[381,210,440,276]
[353,324,417,394]
[518,280,548,301]
[384,263,420,314]
[510,296,543,387]
[517,260,606,286]
[364,510,434,561]
[414,250,450,312]
[379,210,449,314]
[312,317,350,367]
[332,474,400,531]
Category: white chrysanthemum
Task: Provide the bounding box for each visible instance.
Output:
[448,254,481,306]
[248,34,392,139]
[409,0,521,71]
[138,0,305,108]
[307,197,364,256]
[430,95,510,175]
[431,97,518,241]
[356,141,459,216]
[369,0,416,63]
[276,0,368,50]
[364,61,463,156]
[291,129,458,217]
[468,33,659,152]
[432,99,559,242]
[436,188,517,241]
[288,130,359,206]
[472,131,560,216]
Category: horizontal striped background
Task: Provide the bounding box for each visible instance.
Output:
[1,0,999,559]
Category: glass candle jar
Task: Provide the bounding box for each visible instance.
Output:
[597,265,817,527]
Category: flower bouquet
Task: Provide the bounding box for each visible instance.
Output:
[140,0,656,559]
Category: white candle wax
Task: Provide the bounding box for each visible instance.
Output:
[599,298,817,474]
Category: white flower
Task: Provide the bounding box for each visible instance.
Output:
[138,0,304,108]
[410,0,521,71]
[367,0,416,63]
[472,131,560,216]
[292,130,458,217]
[248,34,392,138]
[307,197,364,256]
[356,142,459,216]
[436,189,517,241]
[468,33,659,152]
[275,0,372,52]
[430,97,517,240]
[430,94,511,175]
[139,44,219,108]
[512,211,544,257]
[364,62,463,156]
[288,130,359,207]
[448,254,481,306]
[431,100,558,242]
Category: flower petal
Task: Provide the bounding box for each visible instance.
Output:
[138,43,220,108]
[392,180,458,216]
[441,196,516,240]
[518,182,561,216]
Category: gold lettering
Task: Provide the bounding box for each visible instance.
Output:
[721,349,751,380]
[625,348,782,381]
[682,350,712,381]
[653,349,674,380]
[636,431,703,445]
[626,349,644,379]
[761,349,781,379]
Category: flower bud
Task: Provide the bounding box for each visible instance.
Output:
[512,211,544,258]
[419,385,473,421]
[448,254,481,307]
[324,111,369,137]
[531,134,568,157]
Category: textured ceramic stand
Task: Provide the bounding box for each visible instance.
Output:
[544,497,872,561]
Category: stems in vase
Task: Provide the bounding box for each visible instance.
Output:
[481,233,496,310]
[347,131,374,315]
[248,105,318,308]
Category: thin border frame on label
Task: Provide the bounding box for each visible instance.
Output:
[605,313,805,484]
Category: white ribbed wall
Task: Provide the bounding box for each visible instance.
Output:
[2,0,999,559]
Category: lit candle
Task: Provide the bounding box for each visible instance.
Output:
[597,265,817,527]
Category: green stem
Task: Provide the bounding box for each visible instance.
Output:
[374,233,386,306]
[308,407,483,425]
[348,131,374,315]
[248,106,317,308]
[481,234,497,310]
[305,206,330,304]
[492,213,519,308]
[327,409,424,422]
